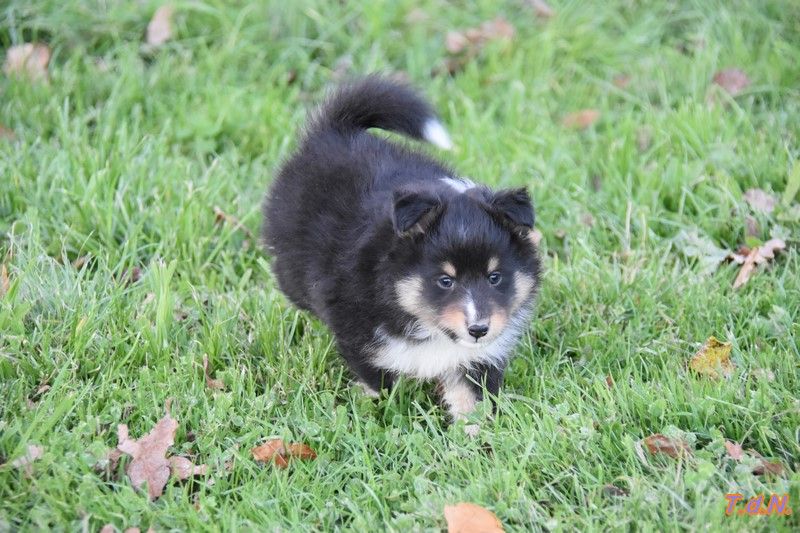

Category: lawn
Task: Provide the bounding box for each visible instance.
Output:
[1,0,799,531]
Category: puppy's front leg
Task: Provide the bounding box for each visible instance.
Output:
[341,345,395,396]
[440,373,479,421]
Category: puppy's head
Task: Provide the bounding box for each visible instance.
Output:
[390,185,540,348]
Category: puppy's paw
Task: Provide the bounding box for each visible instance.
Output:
[354,380,380,399]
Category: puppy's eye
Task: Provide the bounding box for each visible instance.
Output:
[488,272,502,286]
[436,275,454,289]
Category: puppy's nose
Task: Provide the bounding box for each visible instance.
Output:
[467,324,489,339]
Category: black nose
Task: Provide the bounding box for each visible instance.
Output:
[468,324,489,339]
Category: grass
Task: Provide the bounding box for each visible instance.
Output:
[1,0,799,530]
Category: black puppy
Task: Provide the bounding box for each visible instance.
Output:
[262,77,540,423]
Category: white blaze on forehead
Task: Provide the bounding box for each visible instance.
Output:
[465,293,477,323]
[440,176,475,193]
[422,119,453,150]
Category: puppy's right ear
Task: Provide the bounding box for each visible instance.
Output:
[392,189,442,235]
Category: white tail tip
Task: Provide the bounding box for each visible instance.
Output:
[422,119,453,150]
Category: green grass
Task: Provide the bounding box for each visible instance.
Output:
[1,0,799,530]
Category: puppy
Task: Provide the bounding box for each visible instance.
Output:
[262,76,541,421]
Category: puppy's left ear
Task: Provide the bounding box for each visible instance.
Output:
[490,187,535,233]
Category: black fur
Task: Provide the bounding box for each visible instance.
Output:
[262,77,541,416]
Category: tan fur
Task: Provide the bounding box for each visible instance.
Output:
[489,308,508,332]
[441,262,456,277]
[511,272,535,312]
[439,305,467,333]
[487,256,500,272]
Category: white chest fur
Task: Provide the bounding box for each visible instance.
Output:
[370,313,529,379]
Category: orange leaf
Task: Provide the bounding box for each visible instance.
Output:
[116,411,178,500]
[562,109,600,129]
[252,439,317,469]
[4,43,50,81]
[169,456,208,480]
[146,5,174,47]
[528,0,555,19]
[733,239,785,289]
[202,355,225,390]
[689,336,734,379]
[444,503,504,533]
[724,441,744,461]
[643,434,692,458]
[713,68,750,96]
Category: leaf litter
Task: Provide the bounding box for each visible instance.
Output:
[4,43,50,81]
[114,405,207,500]
[146,5,175,47]
[444,502,504,533]
[643,434,692,458]
[251,439,317,469]
[689,336,734,379]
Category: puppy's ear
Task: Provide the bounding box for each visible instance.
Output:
[490,188,535,232]
[392,189,442,235]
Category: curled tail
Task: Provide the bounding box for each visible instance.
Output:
[309,76,453,149]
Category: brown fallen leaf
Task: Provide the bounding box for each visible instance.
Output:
[580,212,595,227]
[643,434,692,458]
[213,206,255,239]
[743,188,777,214]
[251,439,317,469]
[100,525,115,533]
[444,17,515,56]
[528,0,555,19]
[118,266,142,286]
[4,43,50,81]
[0,264,9,298]
[169,456,208,480]
[117,412,178,500]
[602,484,629,498]
[444,503,504,533]
[751,458,785,476]
[724,441,744,461]
[562,109,600,129]
[604,375,614,388]
[202,355,225,390]
[9,444,44,476]
[713,68,750,96]
[689,336,734,379]
[146,6,175,46]
[612,74,631,89]
[733,238,786,289]
[0,125,15,140]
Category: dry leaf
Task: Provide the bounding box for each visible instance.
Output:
[643,434,692,458]
[733,238,786,289]
[580,212,595,227]
[562,109,600,129]
[117,412,178,500]
[743,188,777,214]
[147,6,174,47]
[444,503,504,533]
[213,206,255,239]
[752,458,785,476]
[605,375,614,388]
[100,525,115,533]
[444,17,515,56]
[528,0,555,19]
[612,74,631,89]
[252,439,317,469]
[169,456,208,480]
[202,355,225,390]
[4,43,50,81]
[119,266,142,286]
[713,68,750,96]
[724,441,743,461]
[0,264,9,298]
[674,229,732,276]
[9,444,44,476]
[689,336,734,379]
[602,484,629,497]
[0,125,15,140]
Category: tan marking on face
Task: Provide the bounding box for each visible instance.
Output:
[487,256,500,272]
[439,305,467,334]
[511,272,535,311]
[489,309,508,334]
[396,276,426,315]
[441,262,456,277]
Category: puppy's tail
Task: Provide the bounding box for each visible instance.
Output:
[310,76,452,149]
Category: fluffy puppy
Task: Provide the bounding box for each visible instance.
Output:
[262,76,541,421]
